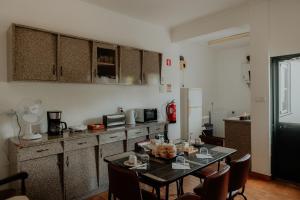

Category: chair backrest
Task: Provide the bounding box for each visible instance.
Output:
[229,154,251,192]
[108,163,143,200]
[202,165,230,200]
[200,135,224,147]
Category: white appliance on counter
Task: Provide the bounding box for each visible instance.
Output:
[180,88,203,140]
[125,109,136,125]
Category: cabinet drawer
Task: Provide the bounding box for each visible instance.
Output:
[64,136,98,152]
[127,136,147,151]
[100,131,126,145]
[18,143,63,161]
[149,124,165,135]
[127,127,148,139]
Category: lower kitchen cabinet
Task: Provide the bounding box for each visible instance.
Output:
[64,147,98,200]
[149,123,166,139]
[19,155,64,200]
[99,141,124,192]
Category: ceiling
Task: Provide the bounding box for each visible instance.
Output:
[82,0,248,28]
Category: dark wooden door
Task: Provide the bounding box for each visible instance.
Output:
[59,36,92,83]
[15,26,57,81]
[142,51,161,85]
[119,46,142,85]
[272,54,300,183]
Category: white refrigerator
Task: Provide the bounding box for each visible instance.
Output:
[180,88,203,140]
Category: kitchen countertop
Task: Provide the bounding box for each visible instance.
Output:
[9,121,167,148]
[223,117,251,123]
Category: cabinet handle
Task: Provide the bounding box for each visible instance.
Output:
[78,142,87,145]
[135,132,142,135]
[66,156,69,167]
[36,149,49,153]
[52,65,56,75]
[109,136,118,139]
[60,66,63,76]
[100,148,103,158]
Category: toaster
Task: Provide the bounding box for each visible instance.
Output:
[103,114,126,128]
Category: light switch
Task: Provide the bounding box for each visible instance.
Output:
[255,96,266,103]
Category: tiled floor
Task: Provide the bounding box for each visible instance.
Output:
[88,176,300,200]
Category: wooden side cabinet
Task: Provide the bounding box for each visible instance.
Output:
[119,46,142,85]
[224,119,251,160]
[8,25,58,81]
[142,51,162,85]
[59,36,92,83]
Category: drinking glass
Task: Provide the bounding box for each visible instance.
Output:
[176,156,186,165]
[140,154,150,165]
[200,147,209,155]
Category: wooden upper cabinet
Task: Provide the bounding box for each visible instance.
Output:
[142,51,162,85]
[119,46,142,85]
[59,36,92,83]
[12,26,58,81]
[93,42,118,84]
[7,24,162,85]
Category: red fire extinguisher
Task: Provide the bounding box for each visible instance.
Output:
[166,100,176,123]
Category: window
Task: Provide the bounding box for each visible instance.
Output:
[279,61,291,117]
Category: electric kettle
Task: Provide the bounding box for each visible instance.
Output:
[126,109,136,125]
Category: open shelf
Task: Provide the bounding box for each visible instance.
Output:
[98,62,115,66]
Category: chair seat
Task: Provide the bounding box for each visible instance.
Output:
[192,162,227,179]
[142,189,158,200]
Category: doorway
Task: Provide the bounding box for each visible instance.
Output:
[271,54,300,183]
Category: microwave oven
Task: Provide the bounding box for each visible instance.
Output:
[135,108,158,123]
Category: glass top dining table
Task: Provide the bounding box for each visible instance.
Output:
[104,144,236,200]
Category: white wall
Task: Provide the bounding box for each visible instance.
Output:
[178,43,215,115]
[0,0,181,178]
[170,3,250,42]
[179,43,250,138]
[213,45,251,137]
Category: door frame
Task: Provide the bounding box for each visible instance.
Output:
[271,53,300,179]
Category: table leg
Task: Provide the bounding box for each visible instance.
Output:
[176,180,180,197]
[180,178,184,195]
[165,184,169,200]
[155,186,160,200]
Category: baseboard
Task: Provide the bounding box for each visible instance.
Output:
[249,171,272,181]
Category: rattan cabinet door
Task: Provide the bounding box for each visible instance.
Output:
[20,155,64,200]
[14,27,57,81]
[119,46,142,85]
[59,36,92,83]
[99,141,124,192]
[142,51,161,85]
[64,147,98,200]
